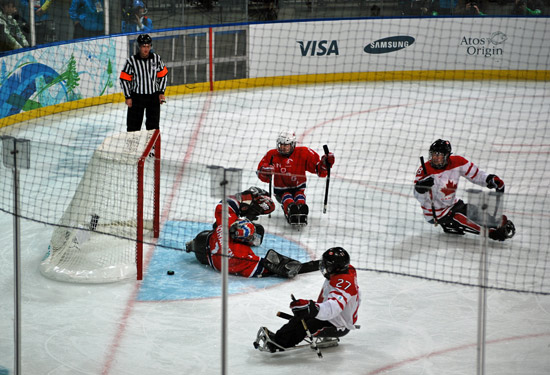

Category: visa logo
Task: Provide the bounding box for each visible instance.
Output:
[297,40,339,56]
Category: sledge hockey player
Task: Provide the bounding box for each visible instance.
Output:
[414,139,516,241]
[256,129,335,226]
[185,187,320,278]
[254,247,360,353]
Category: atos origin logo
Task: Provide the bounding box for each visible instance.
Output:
[364,36,415,54]
[297,40,339,56]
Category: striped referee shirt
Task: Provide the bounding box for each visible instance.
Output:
[119,52,168,99]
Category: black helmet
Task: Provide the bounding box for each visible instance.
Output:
[137,34,152,46]
[320,247,350,279]
[429,139,452,169]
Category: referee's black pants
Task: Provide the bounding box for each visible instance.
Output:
[127,93,161,132]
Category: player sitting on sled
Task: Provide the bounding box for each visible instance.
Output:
[254,247,361,353]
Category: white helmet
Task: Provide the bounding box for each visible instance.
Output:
[276,130,296,156]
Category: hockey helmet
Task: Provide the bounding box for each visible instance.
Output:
[229,219,255,242]
[277,130,296,156]
[320,247,350,279]
[429,139,452,169]
[133,0,145,8]
[137,34,152,46]
[133,0,148,13]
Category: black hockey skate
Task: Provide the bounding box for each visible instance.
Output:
[286,203,308,227]
[285,203,299,225]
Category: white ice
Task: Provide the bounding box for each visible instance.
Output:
[1,80,549,375]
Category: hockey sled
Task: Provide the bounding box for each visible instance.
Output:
[253,327,340,354]
[288,214,307,227]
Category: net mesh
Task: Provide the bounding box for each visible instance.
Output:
[38,130,157,283]
[0,19,548,293]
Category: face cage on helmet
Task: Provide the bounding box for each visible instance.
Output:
[320,261,330,278]
[277,141,295,156]
[429,151,449,169]
[320,260,344,279]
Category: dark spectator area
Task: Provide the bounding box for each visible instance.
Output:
[1,0,547,53]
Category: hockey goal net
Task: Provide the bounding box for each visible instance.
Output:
[40,130,160,283]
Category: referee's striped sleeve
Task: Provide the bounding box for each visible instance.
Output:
[119,59,134,99]
[157,60,168,94]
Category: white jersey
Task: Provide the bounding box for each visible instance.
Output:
[316,265,361,331]
[414,155,489,221]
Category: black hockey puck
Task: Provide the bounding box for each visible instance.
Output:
[167,270,175,275]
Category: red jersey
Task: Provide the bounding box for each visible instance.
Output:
[257,146,326,189]
[207,197,263,278]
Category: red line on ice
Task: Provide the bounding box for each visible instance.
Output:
[101,93,212,375]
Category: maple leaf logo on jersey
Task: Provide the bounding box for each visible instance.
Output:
[441,181,457,196]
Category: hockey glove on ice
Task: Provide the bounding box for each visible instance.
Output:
[290,299,319,319]
[415,176,434,194]
[486,174,505,193]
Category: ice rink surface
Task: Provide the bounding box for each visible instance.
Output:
[1,80,550,374]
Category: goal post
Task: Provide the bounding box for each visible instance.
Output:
[137,129,161,280]
[40,130,161,283]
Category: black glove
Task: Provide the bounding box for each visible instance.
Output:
[415,176,434,194]
[486,174,505,193]
[290,299,319,319]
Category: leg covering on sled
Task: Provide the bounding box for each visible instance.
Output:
[261,249,303,278]
[253,326,347,353]
[260,250,320,278]
[185,230,212,265]
[437,200,515,241]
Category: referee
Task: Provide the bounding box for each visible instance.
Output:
[120,34,168,132]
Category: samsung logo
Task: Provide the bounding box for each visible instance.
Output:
[364,36,415,54]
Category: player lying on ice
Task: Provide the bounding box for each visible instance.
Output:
[254,247,361,353]
[256,129,334,226]
[414,139,515,241]
[185,186,320,278]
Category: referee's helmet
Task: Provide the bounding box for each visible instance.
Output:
[137,34,152,46]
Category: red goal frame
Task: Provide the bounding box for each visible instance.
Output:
[137,129,161,280]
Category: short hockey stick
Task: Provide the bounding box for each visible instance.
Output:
[322,145,331,214]
[277,311,293,320]
[420,156,438,226]
[268,155,274,218]
[291,294,323,358]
